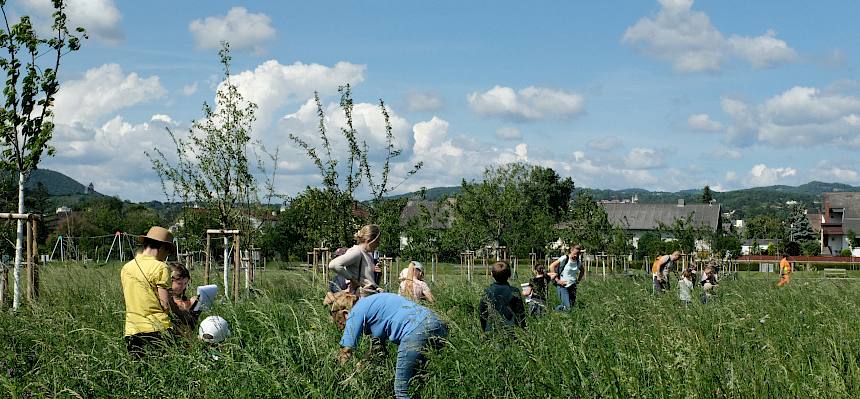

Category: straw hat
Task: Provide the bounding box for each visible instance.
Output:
[139,226,176,252]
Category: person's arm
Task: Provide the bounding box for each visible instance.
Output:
[577,264,586,283]
[339,306,365,349]
[157,287,170,312]
[153,265,171,312]
[423,283,436,304]
[548,259,561,280]
[329,248,361,282]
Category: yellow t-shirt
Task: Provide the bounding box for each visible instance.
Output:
[121,254,171,336]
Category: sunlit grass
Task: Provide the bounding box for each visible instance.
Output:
[1,262,859,398]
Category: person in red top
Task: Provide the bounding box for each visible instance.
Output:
[777,255,792,287]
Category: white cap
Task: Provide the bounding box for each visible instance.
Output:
[410,261,423,270]
[198,315,231,344]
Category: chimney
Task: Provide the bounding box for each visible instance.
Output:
[677,199,685,207]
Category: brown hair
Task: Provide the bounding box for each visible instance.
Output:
[354,224,381,244]
[491,261,511,283]
[169,262,190,280]
[682,269,692,280]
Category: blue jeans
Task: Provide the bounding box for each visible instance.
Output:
[554,283,577,311]
[394,317,448,399]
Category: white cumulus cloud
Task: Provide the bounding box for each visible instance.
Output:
[623,0,796,72]
[189,7,276,54]
[223,60,365,132]
[687,113,722,132]
[624,147,665,169]
[744,164,797,187]
[20,0,123,44]
[467,85,585,121]
[720,86,860,148]
[54,64,166,126]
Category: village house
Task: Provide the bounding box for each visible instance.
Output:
[601,199,722,250]
[819,192,860,256]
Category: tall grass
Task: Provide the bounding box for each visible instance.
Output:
[1,263,859,398]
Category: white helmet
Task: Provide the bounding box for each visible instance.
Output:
[198,316,231,344]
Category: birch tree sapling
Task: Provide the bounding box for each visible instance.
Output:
[0,0,84,309]
[148,42,263,298]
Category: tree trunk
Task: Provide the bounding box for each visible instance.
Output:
[223,236,229,301]
[13,171,24,310]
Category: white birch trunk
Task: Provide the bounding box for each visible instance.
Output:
[12,171,24,310]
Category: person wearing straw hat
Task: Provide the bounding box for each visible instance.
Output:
[120,226,176,359]
[328,224,383,297]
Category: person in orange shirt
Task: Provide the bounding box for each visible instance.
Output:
[777,255,792,287]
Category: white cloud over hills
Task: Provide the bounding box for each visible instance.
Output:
[623,0,797,72]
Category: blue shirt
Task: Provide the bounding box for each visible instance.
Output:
[558,255,581,287]
[340,293,435,348]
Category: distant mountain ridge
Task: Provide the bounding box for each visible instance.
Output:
[21,169,99,196]
[24,169,860,218]
[394,181,860,218]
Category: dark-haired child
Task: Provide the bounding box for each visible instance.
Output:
[479,261,526,332]
[522,264,551,315]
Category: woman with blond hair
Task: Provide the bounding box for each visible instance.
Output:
[328,224,383,297]
[399,261,435,303]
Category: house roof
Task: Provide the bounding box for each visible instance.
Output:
[823,192,860,234]
[600,203,722,231]
[807,213,822,233]
[399,199,455,229]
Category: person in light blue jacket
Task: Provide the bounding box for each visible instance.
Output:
[336,293,448,399]
[548,244,585,311]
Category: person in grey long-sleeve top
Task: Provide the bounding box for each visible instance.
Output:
[328,224,382,296]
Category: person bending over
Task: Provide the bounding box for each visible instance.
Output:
[336,293,448,399]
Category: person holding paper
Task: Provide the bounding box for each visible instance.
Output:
[167,262,200,337]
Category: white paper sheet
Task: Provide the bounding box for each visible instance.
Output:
[194,284,219,312]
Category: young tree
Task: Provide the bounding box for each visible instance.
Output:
[786,203,815,243]
[148,42,265,287]
[560,192,615,254]
[0,1,84,309]
[701,185,713,203]
[452,163,567,258]
[289,85,420,250]
[149,43,259,231]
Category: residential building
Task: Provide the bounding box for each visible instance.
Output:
[601,199,722,250]
[820,193,860,256]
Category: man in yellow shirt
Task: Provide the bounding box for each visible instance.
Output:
[121,226,176,358]
[777,255,792,287]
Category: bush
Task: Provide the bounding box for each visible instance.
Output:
[840,248,853,257]
[801,241,821,256]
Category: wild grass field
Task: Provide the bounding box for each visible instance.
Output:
[2,263,860,398]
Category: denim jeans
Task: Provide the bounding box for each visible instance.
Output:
[394,317,448,399]
[554,283,577,311]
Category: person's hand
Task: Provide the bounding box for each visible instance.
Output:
[337,347,353,365]
[547,272,557,279]
[558,280,568,286]
[373,265,382,273]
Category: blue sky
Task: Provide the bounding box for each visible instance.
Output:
[14,0,860,201]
